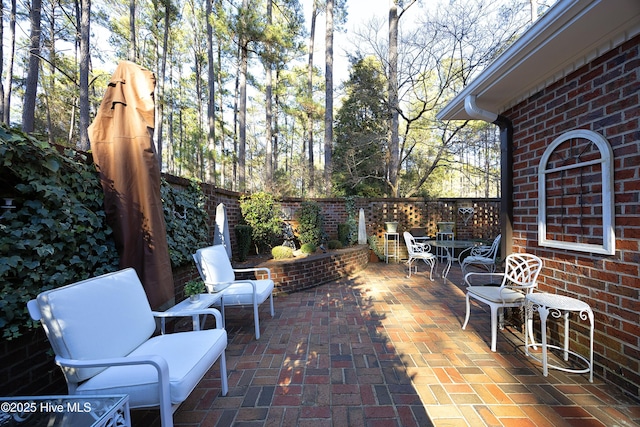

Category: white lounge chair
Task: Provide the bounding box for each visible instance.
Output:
[193,244,275,339]
[27,268,228,427]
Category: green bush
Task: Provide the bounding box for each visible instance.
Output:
[295,201,325,247]
[337,223,350,246]
[367,235,383,261]
[0,127,120,340]
[343,196,359,246]
[300,243,317,254]
[0,127,213,340]
[235,224,252,261]
[271,245,294,260]
[327,240,343,250]
[239,192,282,253]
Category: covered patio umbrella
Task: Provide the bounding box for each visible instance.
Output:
[88,61,174,309]
[213,202,232,259]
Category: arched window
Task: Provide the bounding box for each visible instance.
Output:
[538,129,615,255]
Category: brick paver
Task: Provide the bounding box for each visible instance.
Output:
[133,262,640,426]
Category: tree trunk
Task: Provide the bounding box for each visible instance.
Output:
[324,0,334,193]
[78,0,90,150]
[206,0,216,185]
[264,0,273,185]
[238,41,248,191]
[273,69,280,172]
[388,1,399,197]
[3,0,16,124]
[237,0,249,192]
[129,0,136,61]
[22,0,43,134]
[307,1,317,192]
[218,41,226,187]
[0,0,4,121]
[155,1,170,168]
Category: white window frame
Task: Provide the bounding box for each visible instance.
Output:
[538,129,615,255]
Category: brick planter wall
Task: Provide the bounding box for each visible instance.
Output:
[504,35,640,397]
[236,245,370,295]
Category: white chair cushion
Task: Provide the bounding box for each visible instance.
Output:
[467,286,524,304]
[219,279,274,306]
[464,255,493,264]
[196,245,236,285]
[76,329,227,407]
[413,252,436,260]
[36,268,156,382]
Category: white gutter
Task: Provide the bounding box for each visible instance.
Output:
[464,95,498,123]
[437,0,640,121]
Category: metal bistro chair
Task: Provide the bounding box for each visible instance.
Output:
[403,231,436,281]
[459,234,501,276]
[462,253,543,352]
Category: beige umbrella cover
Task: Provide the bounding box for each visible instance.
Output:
[88,61,174,309]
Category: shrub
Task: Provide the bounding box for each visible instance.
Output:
[271,245,294,260]
[295,201,325,247]
[327,240,343,250]
[162,179,210,267]
[368,235,383,261]
[343,196,359,245]
[235,224,252,261]
[300,243,317,254]
[0,127,120,340]
[0,128,217,339]
[239,192,282,253]
[337,223,350,246]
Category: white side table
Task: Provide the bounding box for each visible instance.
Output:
[161,292,225,333]
[384,232,399,263]
[525,292,594,382]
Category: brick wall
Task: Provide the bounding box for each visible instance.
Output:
[1,178,501,396]
[504,35,640,397]
[237,245,369,295]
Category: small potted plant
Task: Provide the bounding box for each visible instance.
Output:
[184,279,205,303]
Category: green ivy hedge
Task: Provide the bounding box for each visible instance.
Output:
[0,127,208,340]
[161,178,209,268]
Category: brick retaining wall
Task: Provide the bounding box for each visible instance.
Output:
[236,245,370,295]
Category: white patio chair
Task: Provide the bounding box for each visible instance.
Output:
[462,253,543,352]
[27,268,228,427]
[193,244,274,339]
[459,234,501,275]
[403,231,436,280]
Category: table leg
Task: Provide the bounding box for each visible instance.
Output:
[192,314,201,331]
[563,311,570,362]
[588,309,594,383]
[538,305,550,377]
[442,247,453,278]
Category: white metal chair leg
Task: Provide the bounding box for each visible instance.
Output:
[219,352,228,396]
[253,302,260,340]
[462,293,471,329]
[490,305,499,352]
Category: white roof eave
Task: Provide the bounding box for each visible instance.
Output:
[437,0,640,122]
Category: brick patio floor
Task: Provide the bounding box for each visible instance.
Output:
[133,261,640,427]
